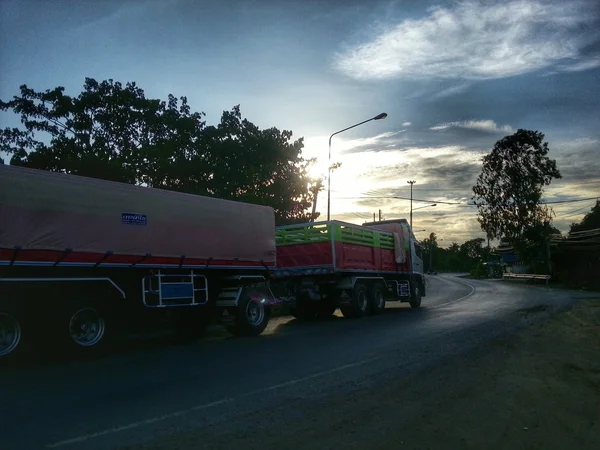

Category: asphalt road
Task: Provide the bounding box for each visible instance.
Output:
[0,275,588,450]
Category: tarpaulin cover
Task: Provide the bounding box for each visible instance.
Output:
[363,221,410,264]
[0,165,276,267]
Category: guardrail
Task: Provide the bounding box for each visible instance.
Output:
[502,273,551,289]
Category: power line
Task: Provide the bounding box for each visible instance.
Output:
[556,203,597,218]
[331,195,469,205]
[332,193,599,207]
[543,197,599,205]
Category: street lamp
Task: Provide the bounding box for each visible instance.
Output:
[407,180,416,228]
[327,112,388,221]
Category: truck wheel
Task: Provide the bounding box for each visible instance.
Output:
[226,291,270,336]
[0,312,22,359]
[410,285,422,309]
[341,283,369,319]
[67,306,107,349]
[370,284,386,314]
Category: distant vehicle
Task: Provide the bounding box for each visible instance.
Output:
[272,219,426,320]
[428,270,438,275]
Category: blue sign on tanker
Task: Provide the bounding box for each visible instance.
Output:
[122,213,147,226]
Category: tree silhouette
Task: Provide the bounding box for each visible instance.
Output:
[472,129,561,264]
[570,200,600,233]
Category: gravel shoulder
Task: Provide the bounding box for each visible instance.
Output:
[123,296,600,450]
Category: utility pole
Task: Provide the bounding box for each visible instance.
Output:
[378,209,382,221]
[373,212,376,222]
[309,181,321,222]
[407,180,416,228]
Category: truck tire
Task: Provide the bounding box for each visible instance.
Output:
[340,283,369,319]
[0,311,22,361]
[226,291,270,336]
[410,285,422,309]
[370,284,386,314]
[64,305,109,352]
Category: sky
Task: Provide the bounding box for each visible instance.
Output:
[1,0,599,245]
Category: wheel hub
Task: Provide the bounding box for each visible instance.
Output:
[245,300,265,326]
[69,308,105,347]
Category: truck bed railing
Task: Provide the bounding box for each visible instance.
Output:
[275,221,395,250]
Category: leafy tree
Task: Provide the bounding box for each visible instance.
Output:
[448,242,460,253]
[195,105,316,224]
[421,232,438,271]
[460,237,487,261]
[472,129,561,266]
[0,78,317,224]
[570,200,600,233]
[0,78,183,184]
[430,240,492,273]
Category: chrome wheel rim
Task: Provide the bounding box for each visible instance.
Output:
[0,313,21,357]
[246,300,265,326]
[69,308,105,347]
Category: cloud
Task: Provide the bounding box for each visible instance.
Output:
[429,120,514,134]
[333,0,600,80]
[402,121,412,127]
[556,58,600,73]
[428,83,472,100]
[355,145,486,204]
[315,135,598,243]
[551,137,600,186]
[338,131,405,152]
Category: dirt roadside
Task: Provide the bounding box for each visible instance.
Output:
[125,298,600,450]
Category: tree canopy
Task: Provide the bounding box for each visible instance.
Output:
[0,78,317,224]
[472,129,561,261]
[570,200,600,234]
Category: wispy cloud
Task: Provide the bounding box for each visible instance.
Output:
[556,58,600,73]
[333,0,600,80]
[551,137,600,186]
[402,121,412,127]
[429,120,514,133]
[429,83,472,100]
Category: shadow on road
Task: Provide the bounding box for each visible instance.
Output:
[271,303,430,333]
[1,304,432,371]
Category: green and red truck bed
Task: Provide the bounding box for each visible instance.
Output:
[274,221,411,277]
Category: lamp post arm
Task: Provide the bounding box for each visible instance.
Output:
[328,118,375,148]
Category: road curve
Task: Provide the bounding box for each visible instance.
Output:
[0,275,587,450]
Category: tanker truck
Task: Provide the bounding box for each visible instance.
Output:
[272,219,426,319]
[0,165,276,360]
